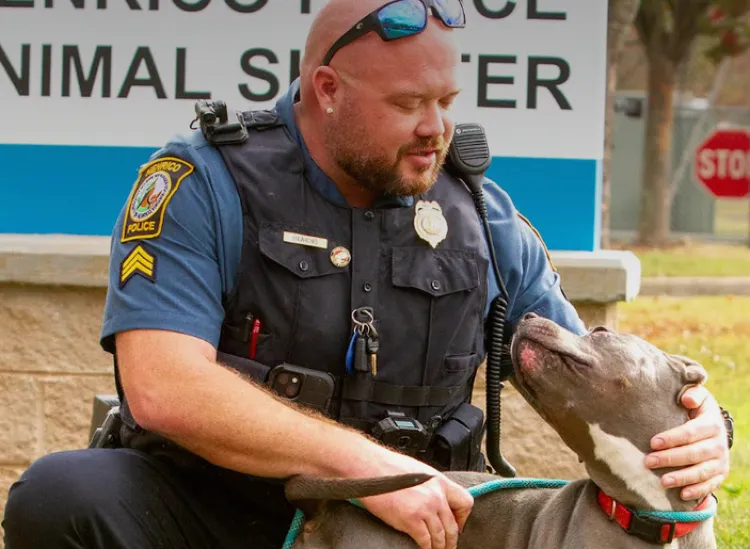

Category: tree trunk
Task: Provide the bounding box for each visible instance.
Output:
[602,0,641,249]
[636,52,677,246]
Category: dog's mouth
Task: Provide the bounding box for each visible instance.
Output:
[512,318,594,375]
[511,334,593,382]
[509,336,553,423]
[510,324,594,412]
[510,336,536,392]
[509,317,597,429]
[508,351,559,432]
[509,333,595,452]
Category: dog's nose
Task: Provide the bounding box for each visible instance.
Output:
[523,312,539,321]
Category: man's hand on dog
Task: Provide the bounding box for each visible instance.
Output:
[357,451,474,549]
[645,385,730,501]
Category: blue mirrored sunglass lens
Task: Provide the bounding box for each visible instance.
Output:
[378,0,427,39]
[433,0,465,26]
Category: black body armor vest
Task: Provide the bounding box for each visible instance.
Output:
[216,110,490,441]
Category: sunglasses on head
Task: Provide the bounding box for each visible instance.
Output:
[321,0,466,66]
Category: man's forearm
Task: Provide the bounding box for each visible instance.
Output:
[118,333,387,480]
[172,362,382,478]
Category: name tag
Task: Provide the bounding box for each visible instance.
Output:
[283,231,328,249]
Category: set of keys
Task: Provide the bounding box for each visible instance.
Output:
[347,307,380,376]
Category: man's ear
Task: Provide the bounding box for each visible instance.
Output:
[311,66,340,113]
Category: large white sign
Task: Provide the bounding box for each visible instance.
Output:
[0,0,607,160]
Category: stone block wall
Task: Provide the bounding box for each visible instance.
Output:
[0,284,114,544]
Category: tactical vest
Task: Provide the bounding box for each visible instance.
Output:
[217,110,490,443]
[118,108,491,473]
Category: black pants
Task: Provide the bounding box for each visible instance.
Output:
[2,448,296,549]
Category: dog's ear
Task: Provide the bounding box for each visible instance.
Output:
[673,354,708,386]
[683,363,708,386]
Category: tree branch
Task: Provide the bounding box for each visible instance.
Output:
[670,0,710,62]
[635,1,653,47]
[637,0,670,58]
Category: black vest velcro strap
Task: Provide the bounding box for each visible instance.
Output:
[216,351,271,383]
[242,109,284,131]
[342,379,463,407]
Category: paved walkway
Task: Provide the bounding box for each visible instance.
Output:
[640,276,750,296]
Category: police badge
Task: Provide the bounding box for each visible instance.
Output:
[414,200,448,248]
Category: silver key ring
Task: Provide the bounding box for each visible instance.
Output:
[351,307,374,337]
[351,307,374,325]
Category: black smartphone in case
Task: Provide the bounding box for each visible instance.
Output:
[268,363,336,415]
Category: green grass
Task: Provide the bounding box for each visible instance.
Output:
[620,296,750,549]
[626,242,750,277]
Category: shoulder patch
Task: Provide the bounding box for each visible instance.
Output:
[516,212,557,272]
[120,244,158,288]
[121,157,194,243]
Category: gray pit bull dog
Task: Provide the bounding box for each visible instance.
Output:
[283,313,717,549]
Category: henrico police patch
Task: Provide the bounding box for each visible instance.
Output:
[121,157,194,243]
[120,244,158,288]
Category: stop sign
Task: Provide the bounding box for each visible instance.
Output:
[695,128,750,198]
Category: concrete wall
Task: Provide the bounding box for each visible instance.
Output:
[0,237,640,545]
[0,285,115,524]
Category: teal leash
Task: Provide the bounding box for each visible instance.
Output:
[281,510,306,549]
[468,478,718,522]
[468,478,569,496]
[637,498,717,522]
[280,477,717,548]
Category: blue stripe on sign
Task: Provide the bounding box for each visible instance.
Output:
[0,144,600,251]
[486,157,601,252]
[0,144,155,237]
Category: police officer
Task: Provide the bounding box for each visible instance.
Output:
[3,1,731,549]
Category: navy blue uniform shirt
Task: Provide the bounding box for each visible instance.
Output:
[101,80,586,352]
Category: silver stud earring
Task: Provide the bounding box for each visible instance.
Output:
[326,107,334,114]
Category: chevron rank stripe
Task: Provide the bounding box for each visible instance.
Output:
[120,244,158,288]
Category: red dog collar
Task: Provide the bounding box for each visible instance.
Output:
[596,488,714,544]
